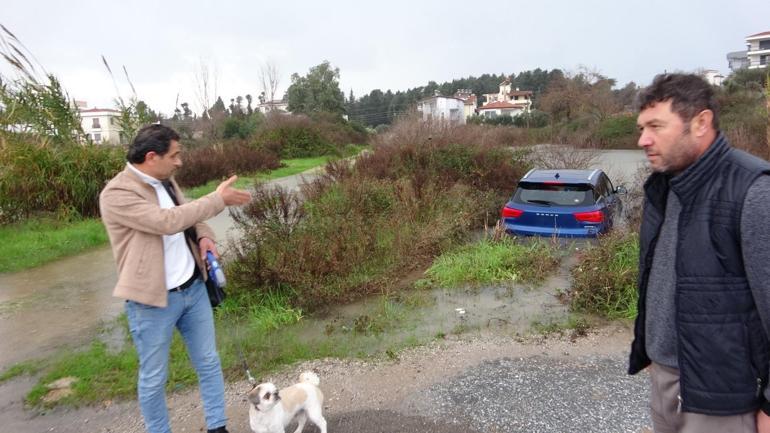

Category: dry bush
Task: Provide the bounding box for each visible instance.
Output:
[526,144,599,169]
[230,177,481,308]
[175,141,280,187]
[618,165,650,233]
[725,124,769,161]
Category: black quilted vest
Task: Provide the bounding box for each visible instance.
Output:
[628,133,770,415]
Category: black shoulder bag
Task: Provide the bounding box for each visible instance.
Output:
[162,180,226,308]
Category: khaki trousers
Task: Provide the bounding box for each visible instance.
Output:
[649,363,757,433]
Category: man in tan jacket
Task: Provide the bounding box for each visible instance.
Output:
[100,124,251,433]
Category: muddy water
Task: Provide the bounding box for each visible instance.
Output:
[0,246,121,369]
[0,172,318,371]
[286,251,580,359]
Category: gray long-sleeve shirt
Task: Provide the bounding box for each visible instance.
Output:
[645,174,770,401]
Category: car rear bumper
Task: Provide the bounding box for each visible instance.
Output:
[504,223,604,238]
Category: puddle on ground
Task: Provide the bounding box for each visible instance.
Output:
[259,247,581,359]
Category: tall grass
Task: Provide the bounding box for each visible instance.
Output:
[569,231,639,319]
[423,238,560,287]
[0,136,124,223]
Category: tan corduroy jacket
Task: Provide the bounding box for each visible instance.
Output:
[99,167,225,307]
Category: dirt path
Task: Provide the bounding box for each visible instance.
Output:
[1,324,652,433]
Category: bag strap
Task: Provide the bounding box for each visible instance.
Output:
[162,180,204,269]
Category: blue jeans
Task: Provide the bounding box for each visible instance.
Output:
[125,279,226,433]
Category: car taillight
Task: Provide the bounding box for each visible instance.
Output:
[502,206,523,218]
[573,210,604,223]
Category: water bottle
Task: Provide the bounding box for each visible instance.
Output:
[206,251,226,288]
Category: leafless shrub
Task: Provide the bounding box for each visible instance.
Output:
[622,165,650,233]
[526,144,599,169]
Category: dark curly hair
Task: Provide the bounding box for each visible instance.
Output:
[126,124,181,163]
[636,73,719,129]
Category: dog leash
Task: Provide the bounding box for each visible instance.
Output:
[233,328,257,386]
[222,316,257,386]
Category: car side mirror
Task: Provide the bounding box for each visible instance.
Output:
[615,185,628,194]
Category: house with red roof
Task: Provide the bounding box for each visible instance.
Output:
[477,78,533,119]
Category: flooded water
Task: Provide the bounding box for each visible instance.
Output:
[0,172,318,371]
[279,249,581,360]
[0,246,121,369]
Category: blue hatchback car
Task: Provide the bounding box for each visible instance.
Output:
[501,169,625,238]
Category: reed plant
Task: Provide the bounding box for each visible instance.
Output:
[0,136,124,223]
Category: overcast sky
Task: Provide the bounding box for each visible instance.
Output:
[2,0,768,116]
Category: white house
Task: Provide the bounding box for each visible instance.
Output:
[478,78,533,119]
[701,69,724,86]
[78,105,123,144]
[746,30,770,69]
[257,99,289,114]
[454,89,478,119]
[416,93,466,124]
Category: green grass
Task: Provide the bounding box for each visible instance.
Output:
[570,231,639,319]
[0,360,44,383]
[17,288,431,408]
[531,314,591,336]
[0,218,108,273]
[420,237,560,288]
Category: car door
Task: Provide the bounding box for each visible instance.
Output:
[601,174,620,226]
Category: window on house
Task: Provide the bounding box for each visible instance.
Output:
[110,117,115,125]
[94,133,101,143]
[92,118,101,129]
[760,40,770,50]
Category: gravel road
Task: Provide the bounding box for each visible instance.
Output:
[1,324,652,433]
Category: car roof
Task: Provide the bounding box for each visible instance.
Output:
[520,169,603,184]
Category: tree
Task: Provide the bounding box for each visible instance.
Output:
[210,96,227,116]
[245,94,253,115]
[286,60,345,115]
[259,60,281,106]
[193,58,218,119]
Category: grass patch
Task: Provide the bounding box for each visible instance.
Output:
[531,314,591,336]
[0,218,108,273]
[420,238,560,288]
[26,341,138,407]
[0,360,44,383]
[570,231,639,319]
[21,288,433,408]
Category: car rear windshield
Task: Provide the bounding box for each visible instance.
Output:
[512,182,594,207]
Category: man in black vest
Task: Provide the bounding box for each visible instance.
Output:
[630,73,770,433]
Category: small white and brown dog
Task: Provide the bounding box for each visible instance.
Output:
[248,371,327,433]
